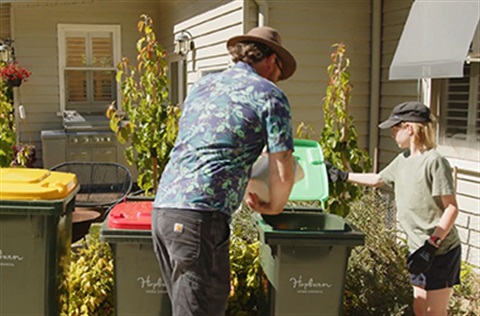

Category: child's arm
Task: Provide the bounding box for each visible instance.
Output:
[428,194,459,244]
[347,173,384,188]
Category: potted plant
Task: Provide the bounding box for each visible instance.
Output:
[0,61,31,87]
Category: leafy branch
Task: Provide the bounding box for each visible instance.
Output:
[319,43,372,216]
[0,75,16,167]
[107,15,181,194]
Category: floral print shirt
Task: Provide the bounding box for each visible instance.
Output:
[153,62,293,216]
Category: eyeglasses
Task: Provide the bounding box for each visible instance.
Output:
[275,57,283,77]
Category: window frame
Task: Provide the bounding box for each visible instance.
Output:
[433,25,480,163]
[168,54,187,108]
[57,24,121,114]
[433,72,479,163]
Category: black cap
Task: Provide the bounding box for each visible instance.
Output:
[378,101,431,129]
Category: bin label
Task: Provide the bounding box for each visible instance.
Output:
[0,249,24,267]
[289,275,332,295]
[137,275,168,294]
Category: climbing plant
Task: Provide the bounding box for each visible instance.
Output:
[318,43,372,217]
[107,15,181,194]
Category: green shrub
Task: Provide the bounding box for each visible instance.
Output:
[61,225,114,316]
[344,189,413,315]
[227,205,262,316]
[450,261,480,315]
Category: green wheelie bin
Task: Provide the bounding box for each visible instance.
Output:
[0,168,79,315]
[254,139,365,315]
[100,198,171,316]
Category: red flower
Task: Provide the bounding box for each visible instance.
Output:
[0,62,31,81]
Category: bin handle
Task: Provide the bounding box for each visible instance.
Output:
[52,181,67,194]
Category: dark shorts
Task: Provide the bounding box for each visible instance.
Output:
[151,208,231,316]
[409,245,461,291]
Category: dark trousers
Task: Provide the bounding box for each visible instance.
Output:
[152,208,231,316]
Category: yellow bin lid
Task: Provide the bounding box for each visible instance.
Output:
[0,168,78,200]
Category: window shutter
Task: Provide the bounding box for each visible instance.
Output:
[0,3,10,39]
[444,62,480,142]
[444,65,471,139]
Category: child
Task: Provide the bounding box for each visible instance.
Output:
[327,101,461,316]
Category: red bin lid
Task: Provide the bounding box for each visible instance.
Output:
[108,201,153,230]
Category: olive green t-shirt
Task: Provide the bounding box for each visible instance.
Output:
[379,149,461,255]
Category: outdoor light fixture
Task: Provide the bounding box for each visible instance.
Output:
[174,30,194,56]
[0,38,14,63]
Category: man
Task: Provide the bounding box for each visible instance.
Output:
[152,26,297,316]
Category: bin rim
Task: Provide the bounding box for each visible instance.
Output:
[253,211,365,246]
[99,219,153,243]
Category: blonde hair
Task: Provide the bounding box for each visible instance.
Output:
[403,114,437,149]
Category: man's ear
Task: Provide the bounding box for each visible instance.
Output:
[267,54,277,67]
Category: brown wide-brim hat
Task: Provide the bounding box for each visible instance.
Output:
[227,26,297,81]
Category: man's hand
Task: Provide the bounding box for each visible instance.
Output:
[325,161,349,182]
[244,192,269,212]
[407,240,437,275]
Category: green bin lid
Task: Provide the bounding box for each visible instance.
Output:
[289,139,329,202]
[0,168,78,200]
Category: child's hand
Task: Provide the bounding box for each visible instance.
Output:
[325,161,349,182]
[407,240,437,275]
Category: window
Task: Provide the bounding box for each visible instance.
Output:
[436,26,480,162]
[168,55,187,107]
[58,24,121,113]
[441,63,480,143]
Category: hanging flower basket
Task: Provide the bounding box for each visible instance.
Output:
[0,61,31,87]
[7,77,22,88]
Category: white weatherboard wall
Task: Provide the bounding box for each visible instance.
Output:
[158,0,372,149]
[379,0,418,166]
[9,1,160,165]
[156,0,244,89]
[0,3,10,39]
[266,0,372,149]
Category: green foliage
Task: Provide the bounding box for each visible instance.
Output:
[344,189,413,315]
[107,15,181,194]
[0,75,15,167]
[319,43,372,217]
[449,261,480,315]
[227,205,262,316]
[61,226,114,316]
[11,144,36,167]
